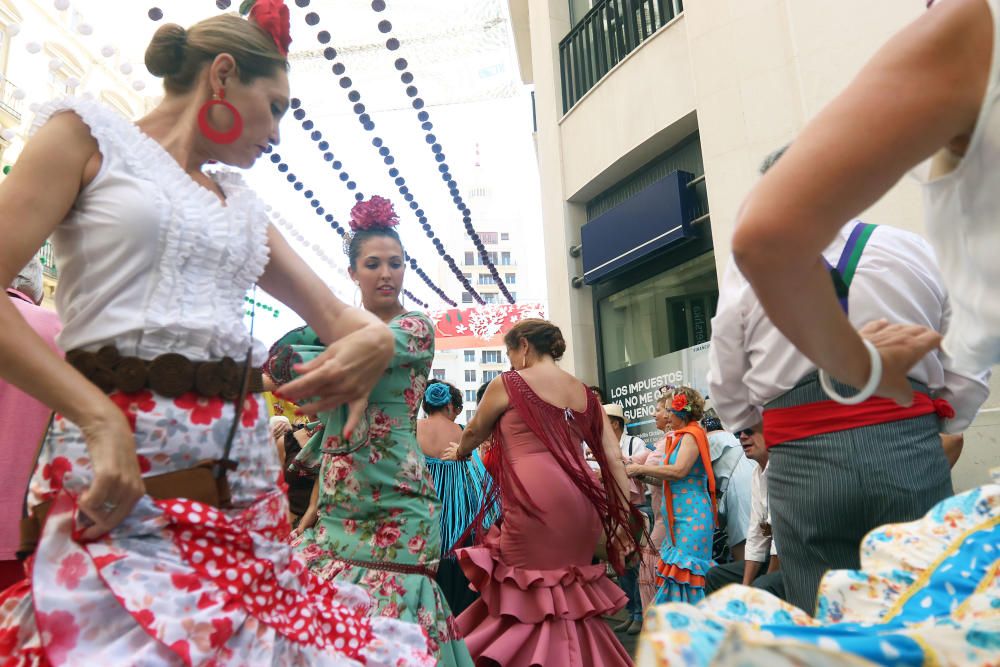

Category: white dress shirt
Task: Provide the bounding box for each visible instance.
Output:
[708,221,990,433]
[744,461,777,563]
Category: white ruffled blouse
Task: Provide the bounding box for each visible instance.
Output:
[32,98,270,364]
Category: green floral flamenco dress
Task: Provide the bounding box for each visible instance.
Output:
[266,312,474,666]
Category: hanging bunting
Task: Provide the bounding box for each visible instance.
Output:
[365,0,515,303]
[287,98,482,304]
[267,148,454,306]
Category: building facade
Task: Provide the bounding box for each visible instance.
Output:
[510,0,1000,489]
[0,0,151,311]
[429,229,521,425]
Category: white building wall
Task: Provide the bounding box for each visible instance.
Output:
[512,0,999,491]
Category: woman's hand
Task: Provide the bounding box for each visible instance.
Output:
[859,319,943,406]
[291,505,318,539]
[271,419,291,441]
[624,463,643,478]
[277,323,393,436]
[441,442,463,461]
[76,405,145,540]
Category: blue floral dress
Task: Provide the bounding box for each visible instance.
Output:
[654,427,716,604]
[268,312,473,666]
[637,481,1000,666]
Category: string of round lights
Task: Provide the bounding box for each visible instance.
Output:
[287,3,488,305]
[287,96,483,304]
[267,148,453,307]
[365,0,514,303]
[288,97,364,202]
[268,209,428,308]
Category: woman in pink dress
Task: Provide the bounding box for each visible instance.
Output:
[443,319,640,667]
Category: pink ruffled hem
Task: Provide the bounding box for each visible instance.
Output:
[455,533,626,625]
[455,530,632,666]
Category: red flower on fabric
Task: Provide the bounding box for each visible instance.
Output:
[196,592,216,610]
[174,393,224,425]
[133,609,156,628]
[36,610,79,664]
[343,519,358,534]
[349,196,399,231]
[170,640,192,664]
[0,626,18,655]
[372,522,401,548]
[241,394,260,428]
[241,0,291,56]
[671,393,690,413]
[109,389,156,432]
[407,535,426,555]
[210,617,234,649]
[137,455,152,474]
[42,456,73,491]
[55,553,88,590]
[170,572,202,593]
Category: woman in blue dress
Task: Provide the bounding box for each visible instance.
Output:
[417,380,494,615]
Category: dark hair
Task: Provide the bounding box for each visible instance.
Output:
[145,15,288,95]
[476,382,490,404]
[347,228,405,271]
[423,379,462,416]
[588,385,606,403]
[503,318,566,361]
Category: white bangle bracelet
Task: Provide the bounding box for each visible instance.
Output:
[818,339,882,405]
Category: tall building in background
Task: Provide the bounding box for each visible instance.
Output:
[430,227,522,425]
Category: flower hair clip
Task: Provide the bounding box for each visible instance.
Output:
[239,0,291,56]
[671,393,691,414]
[343,196,400,256]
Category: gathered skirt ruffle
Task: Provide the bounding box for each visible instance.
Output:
[0,491,432,666]
[455,529,632,667]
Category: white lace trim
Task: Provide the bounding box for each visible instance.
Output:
[31,97,270,362]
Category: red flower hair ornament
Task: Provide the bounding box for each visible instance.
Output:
[671,393,691,413]
[239,0,291,56]
[350,196,400,232]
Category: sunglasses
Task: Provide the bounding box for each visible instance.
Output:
[737,428,755,438]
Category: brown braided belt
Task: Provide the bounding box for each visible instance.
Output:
[336,556,438,579]
[66,346,264,398]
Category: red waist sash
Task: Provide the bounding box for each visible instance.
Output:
[763,392,955,449]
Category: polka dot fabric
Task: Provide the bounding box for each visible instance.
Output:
[159,498,373,659]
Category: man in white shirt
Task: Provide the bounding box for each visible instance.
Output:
[707,147,990,613]
[604,402,649,634]
[704,429,783,597]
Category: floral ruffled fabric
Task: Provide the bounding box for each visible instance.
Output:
[637,480,1000,666]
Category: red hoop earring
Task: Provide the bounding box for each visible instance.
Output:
[197,89,243,144]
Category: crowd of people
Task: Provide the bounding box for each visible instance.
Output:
[0,0,998,665]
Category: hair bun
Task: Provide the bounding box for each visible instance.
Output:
[145,23,188,78]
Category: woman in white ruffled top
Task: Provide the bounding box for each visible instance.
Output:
[0,6,433,666]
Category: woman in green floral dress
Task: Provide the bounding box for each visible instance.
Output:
[266,197,473,665]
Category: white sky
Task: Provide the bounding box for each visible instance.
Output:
[64,0,545,345]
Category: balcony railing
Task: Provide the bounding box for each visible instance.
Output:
[0,80,23,123]
[39,240,57,279]
[559,0,683,113]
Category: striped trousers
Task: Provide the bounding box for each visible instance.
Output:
[765,373,953,613]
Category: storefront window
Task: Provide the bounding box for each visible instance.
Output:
[599,252,718,375]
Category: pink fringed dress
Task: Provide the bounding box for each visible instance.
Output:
[455,371,634,667]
